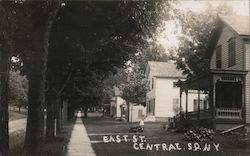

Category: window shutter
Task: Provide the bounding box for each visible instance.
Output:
[228,38,236,67]
[216,45,222,68]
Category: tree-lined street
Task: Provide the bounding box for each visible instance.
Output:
[0,0,249,156]
[0,1,171,155]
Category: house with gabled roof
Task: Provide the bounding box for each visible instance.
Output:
[145,61,207,122]
[178,15,250,131]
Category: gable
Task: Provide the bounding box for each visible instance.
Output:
[206,15,250,59]
[210,25,244,70]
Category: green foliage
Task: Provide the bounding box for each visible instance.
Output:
[112,42,170,105]
[120,67,147,105]
[46,1,173,108]
[173,3,234,77]
[9,70,28,108]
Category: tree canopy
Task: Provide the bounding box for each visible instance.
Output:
[173,3,234,77]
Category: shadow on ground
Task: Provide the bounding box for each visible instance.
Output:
[9,117,77,156]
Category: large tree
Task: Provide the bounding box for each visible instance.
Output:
[9,70,28,112]
[13,1,62,155]
[46,0,173,122]
[0,0,175,155]
[0,2,16,155]
[173,2,234,77]
[116,42,170,106]
[102,0,174,105]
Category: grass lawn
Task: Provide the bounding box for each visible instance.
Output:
[9,119,76,156]
[83,117,250,156]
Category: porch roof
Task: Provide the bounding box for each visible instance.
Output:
[177,69,248,91]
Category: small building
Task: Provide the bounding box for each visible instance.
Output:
[145,61,207,122]
[110,87,126,119]
[110,87,146,122]
[127,103,146,122]
[178,15,250,131]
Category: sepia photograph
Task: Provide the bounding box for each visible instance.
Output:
[0,0,249,155]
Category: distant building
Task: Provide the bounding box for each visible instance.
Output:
[110,87,126,119]
[127,103,146,122]
[110,87,146,122]
[145,61,207,122]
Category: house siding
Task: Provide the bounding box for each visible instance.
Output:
[210,26,244,70]
[244,42,250,124]
[116,96,125,118]
[154,78,206,118]
[155,78,179,117]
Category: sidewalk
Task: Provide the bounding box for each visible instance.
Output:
[66,114,96,156]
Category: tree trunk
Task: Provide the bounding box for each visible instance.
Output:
[84,106,88,118]
[127,101,130,123]
[45,94,56,141]
[46,92,62,140]
[23,24,52,156]
[55,97,61,134]
[0,33,11,156]
[23,3,61,155]
[0,4,13,155]
[24,64,47,155]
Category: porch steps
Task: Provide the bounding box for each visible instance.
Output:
[220,124,244,134]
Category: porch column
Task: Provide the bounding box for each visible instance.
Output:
[185,90,188,120]
[241,80,245,122]
[209,88,214,116]
[197,88,201,124]
[179,90,182,121]
[213,80,217,119]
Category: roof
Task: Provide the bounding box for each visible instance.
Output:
[219,15,250,36]
[206,15,250,58]
[179,69,247,91]
[147,61,185,78]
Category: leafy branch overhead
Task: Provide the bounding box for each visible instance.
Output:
[173,3,234,77]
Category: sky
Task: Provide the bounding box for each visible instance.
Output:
[177,0,249,16]
[157,0,250,52]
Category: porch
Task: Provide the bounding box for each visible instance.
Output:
[183,108,242,120]
[177,69,247,130]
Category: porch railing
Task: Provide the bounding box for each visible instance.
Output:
[186,109,212,120]
[215,108,242,119]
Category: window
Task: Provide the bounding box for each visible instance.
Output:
[147,99,155,115]
[148,101,151,113]
[151,78,154,89]
[193,99,198,111]
[216,45,222,68]
[193,99,208,111]
[173,82,178,88]
[228,38,236,67]
[152,99,155,115]
[203,100,208,110]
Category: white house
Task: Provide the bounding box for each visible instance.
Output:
[145,61,207,122]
